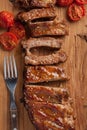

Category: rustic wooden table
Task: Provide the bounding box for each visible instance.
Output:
[0,1,87,130]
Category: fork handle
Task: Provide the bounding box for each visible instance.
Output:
[10,109,18,130]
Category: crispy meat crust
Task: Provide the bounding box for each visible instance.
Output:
[17,7,56,22]
[28,19,69,37]
[22,37,67,65]
[24,66,69,83]
[24,85,70,104]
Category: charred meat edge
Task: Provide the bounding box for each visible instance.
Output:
[24,66,69,83]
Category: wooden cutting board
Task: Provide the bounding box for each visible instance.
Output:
[0,1,87,130]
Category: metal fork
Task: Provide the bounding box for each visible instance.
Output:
[4,55,18,130]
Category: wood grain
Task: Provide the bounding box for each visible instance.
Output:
[0,1,87,130]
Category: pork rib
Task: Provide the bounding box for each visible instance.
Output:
[17,7,56,22]
[22,37,67,65]
[24,66,69,84]
[28,19,69,37]
[24,85,70,104]
[25,101,75,130]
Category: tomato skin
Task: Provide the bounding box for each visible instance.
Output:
[75,0,87,5]
[0,32,18,51]
[57,0,73,6]
[9,22,25,40]
[68,3,85,21]
[0,11,14,29]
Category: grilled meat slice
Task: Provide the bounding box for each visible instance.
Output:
[28,19,69,37]
[17,8,56,22]
[30,0,56,8]
[24,85,70,104]
[24,66,69,83]
[24,85,75,129]
[21,37,66,65]
[25,101,75,130]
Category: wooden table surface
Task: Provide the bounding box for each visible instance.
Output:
[0,1,87,130]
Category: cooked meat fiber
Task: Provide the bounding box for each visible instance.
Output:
[24,85,70,104]
[22,37,67,65]
[24,66,69,83]
[25,101,75,130]
[28,19,69,37]
[30,0,56,8]
[17,8,56,22]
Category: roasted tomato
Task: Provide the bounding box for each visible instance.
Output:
[0,11,14,28]
[57,0,73,6]
[75,0,87,5]
[68,3,85,21]
[9,22,25,40]
[0,32,18,51]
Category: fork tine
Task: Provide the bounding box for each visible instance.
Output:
[4,56,7,79]
[7,56,10,78]
[10,56,14,78]
[12,55,17,78]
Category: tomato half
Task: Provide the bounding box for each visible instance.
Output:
[0,11,14,29]
[57,0,73,6]
[76,0,87,5]
[9,22,25,40]
[68,3,85,21]
[0,32,18,51]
